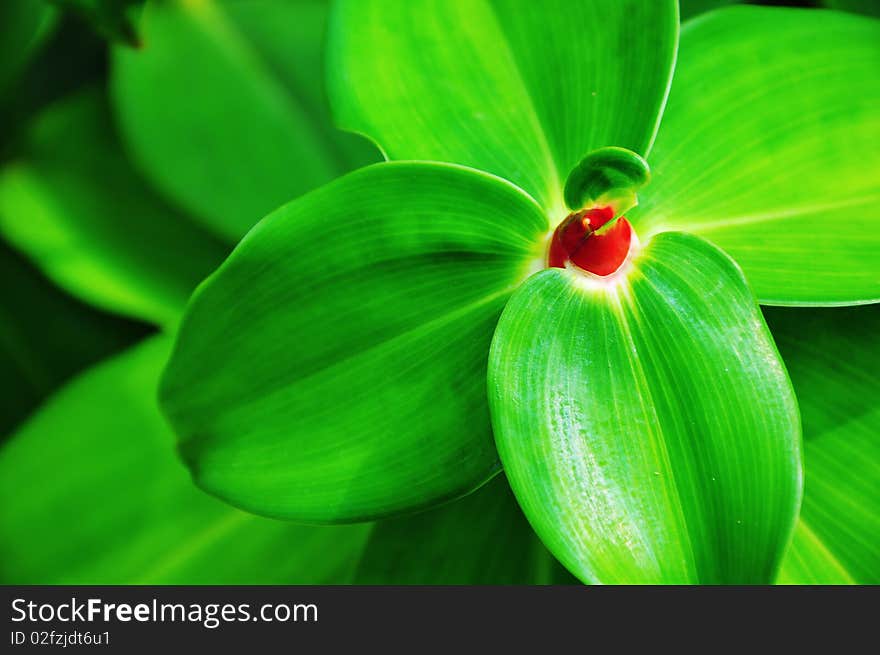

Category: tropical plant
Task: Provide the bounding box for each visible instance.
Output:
[0,0,877,585]
[158,0,879,584]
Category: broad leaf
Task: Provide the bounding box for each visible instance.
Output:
[769,305,880,584]
[0,241,147,437]
[112,0,377,241]
[0,89,227,326]
[630,7,880,305]
[354,475,575,584]
[489,232,802,584]
[161,162,548,522]
[0,336,370,584]
[329,0,678,212]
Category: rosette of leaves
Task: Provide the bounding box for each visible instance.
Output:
[1,0,877,586]
[157,1,880,584]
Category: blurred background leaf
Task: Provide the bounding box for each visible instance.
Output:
[0,87,228,326]
[0,241,148,438]
[0,5,152,439]
[355,475,578,584]
[111,0,378,241]
[49,0,144,46]
[822,0,880,17]
[0,1,58,101]
[0,336,371,584]
[681,1,880,22]
[680,0,740,18]
[769,305,880,584]
[0,8,108,157]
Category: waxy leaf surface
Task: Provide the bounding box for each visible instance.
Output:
[0,337,370,584]
[161,162,548,522]
[112,0,377,241]
[489,233,802,584]
[0,89,227,326]
[630,7,880,305]
[770,306,880,584]
[329,0,678,212]
[354,475,573,584]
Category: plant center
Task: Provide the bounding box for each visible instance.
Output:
[547,206,633,276]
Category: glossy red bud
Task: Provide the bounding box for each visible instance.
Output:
[548,207,632,276]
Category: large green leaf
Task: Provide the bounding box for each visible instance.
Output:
[0,88,227,326]
[0,241,147,437]
[0,336,370,584]
[161,162,548,522]
[328,0,678,213]
[630,7,880,305]
[489,232,802,584]
[770,305,880,584]
[354,475,575,584]
[112,0,377,241]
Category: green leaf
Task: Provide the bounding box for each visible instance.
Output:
[0,241,147,437]
[111,0,378,241]
[161,162,548,522]
[769,305,880,584]
[489,232,802,584]
[0,336,370,584]
[563,146,651,214]
[629,7,880,305]
[354,475,573,584]
[0,88,227,326]
[328,0,678,212]
[0,1,57,99]
[222,0,376,170]
[0,7,107,151]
